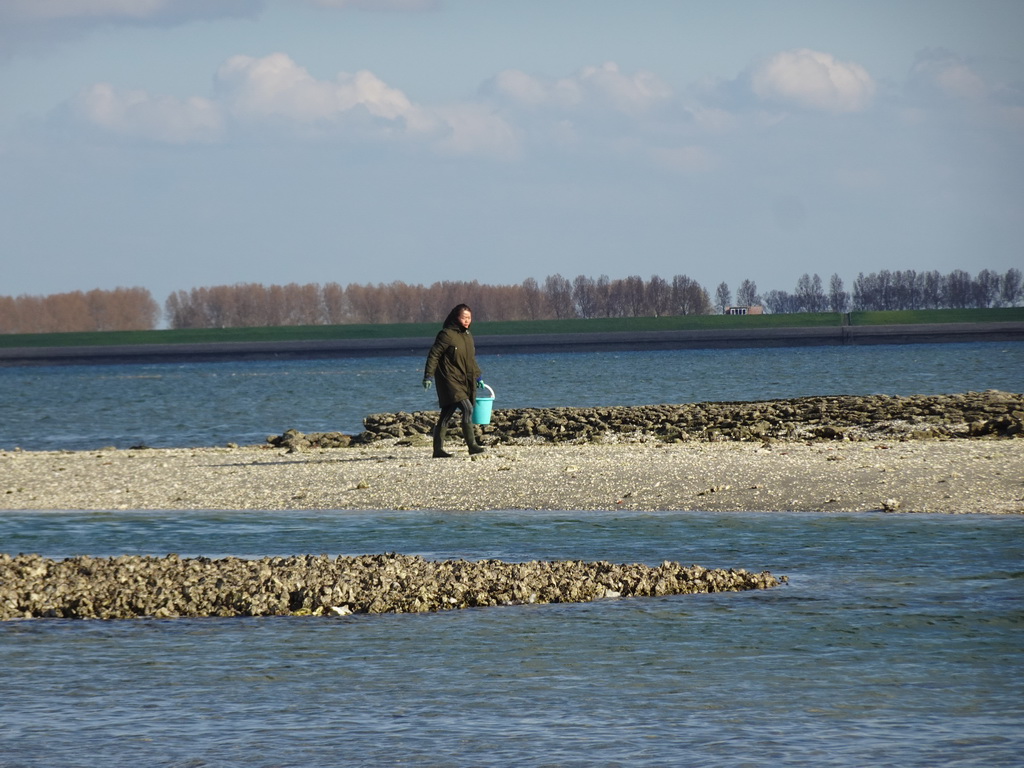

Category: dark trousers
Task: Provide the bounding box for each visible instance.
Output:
[434,399,477,452]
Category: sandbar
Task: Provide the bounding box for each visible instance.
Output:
[2,439,1021,514]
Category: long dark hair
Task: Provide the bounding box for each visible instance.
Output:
[442,304,472,329]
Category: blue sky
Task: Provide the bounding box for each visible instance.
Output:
[1,0,1021,307]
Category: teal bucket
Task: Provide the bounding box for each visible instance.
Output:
[472,383,496,425]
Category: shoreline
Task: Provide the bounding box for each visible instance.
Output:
[3,439,1021,514]
[2,321,1022,366]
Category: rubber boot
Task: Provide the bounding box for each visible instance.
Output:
[432,421,452,458]
[463,422,486,455]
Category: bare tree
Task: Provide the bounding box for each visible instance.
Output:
[921,271,944,309]
[844,267,1023,312]
[714,282,731,314]
[944,270,973,309]
[321,282,348,324]
[1001,268,1022,307]
[594,275,612,317]
[520,278,546,320]
[421,282,456,322]
[889,270,917,310]
[0,287,158,332]
[974,269,1001,308]
[20,264,1022,333]
[571,275,598,318]
[647,275,672,317]
[855,270,892,310]
[762,289,796,314]
[0,296,14,332]
[794,273,828,313]
[543,274,576,319]
[342,283,376,324]
[45,291,89,331]
[828,274,849,314]
[852,272,888,311]
[604,278,628,317]
[670,275,711,315]
[165,290,198,328]
[735,279,759,307]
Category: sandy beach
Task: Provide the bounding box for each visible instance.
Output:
[2,439,1021,514]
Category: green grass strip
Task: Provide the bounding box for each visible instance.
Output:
[850,307,1024,325]
[1,308,1020,349]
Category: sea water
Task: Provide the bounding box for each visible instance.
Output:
[1,341,1022,450]
[1,510,1022,767]
[1,342,1023,766]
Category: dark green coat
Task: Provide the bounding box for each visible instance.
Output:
[424,325,481,407]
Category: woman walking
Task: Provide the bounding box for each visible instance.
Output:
[423,304,487,458]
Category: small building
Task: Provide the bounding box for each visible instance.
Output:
[724,305,764,315]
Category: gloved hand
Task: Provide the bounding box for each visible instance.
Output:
[422,378,432,390]
[476,378,485,389]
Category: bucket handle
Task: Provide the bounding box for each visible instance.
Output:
[476,382,495,399]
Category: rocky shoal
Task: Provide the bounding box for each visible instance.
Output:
[0,553,782,620]
[268,390,1024,451]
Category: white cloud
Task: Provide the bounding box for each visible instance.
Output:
[68,48,962,171]
[71,83,224,143]
[430,103,520,158]
[428,102,516,158]
[488,69,564,109]
[213,53,520,155]
[486,62,672,116]
[905,49,1024,134]
[216,53,421,125]
[578,62,673,115]
[750,49,875,113]
[908,50,987,103]
[935,64,987,101]
[67,52,522,157]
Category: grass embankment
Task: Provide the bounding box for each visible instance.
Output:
[2,307,1021,349]
[849,308,1024,325]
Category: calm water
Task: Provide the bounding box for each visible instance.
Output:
[2,342,1023,766]
[1,511,1022,767]
[1,341,1022,450]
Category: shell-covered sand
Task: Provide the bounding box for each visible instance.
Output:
[3,439,1021,514]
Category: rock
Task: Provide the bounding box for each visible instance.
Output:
[0,552,783,620]
[351,391,1024,446]
[266,429,353,451]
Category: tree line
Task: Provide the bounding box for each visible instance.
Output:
[163,274,713,328]
[1,267,1019,333]
[744,268,1022,315]
[0,287,159,334]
